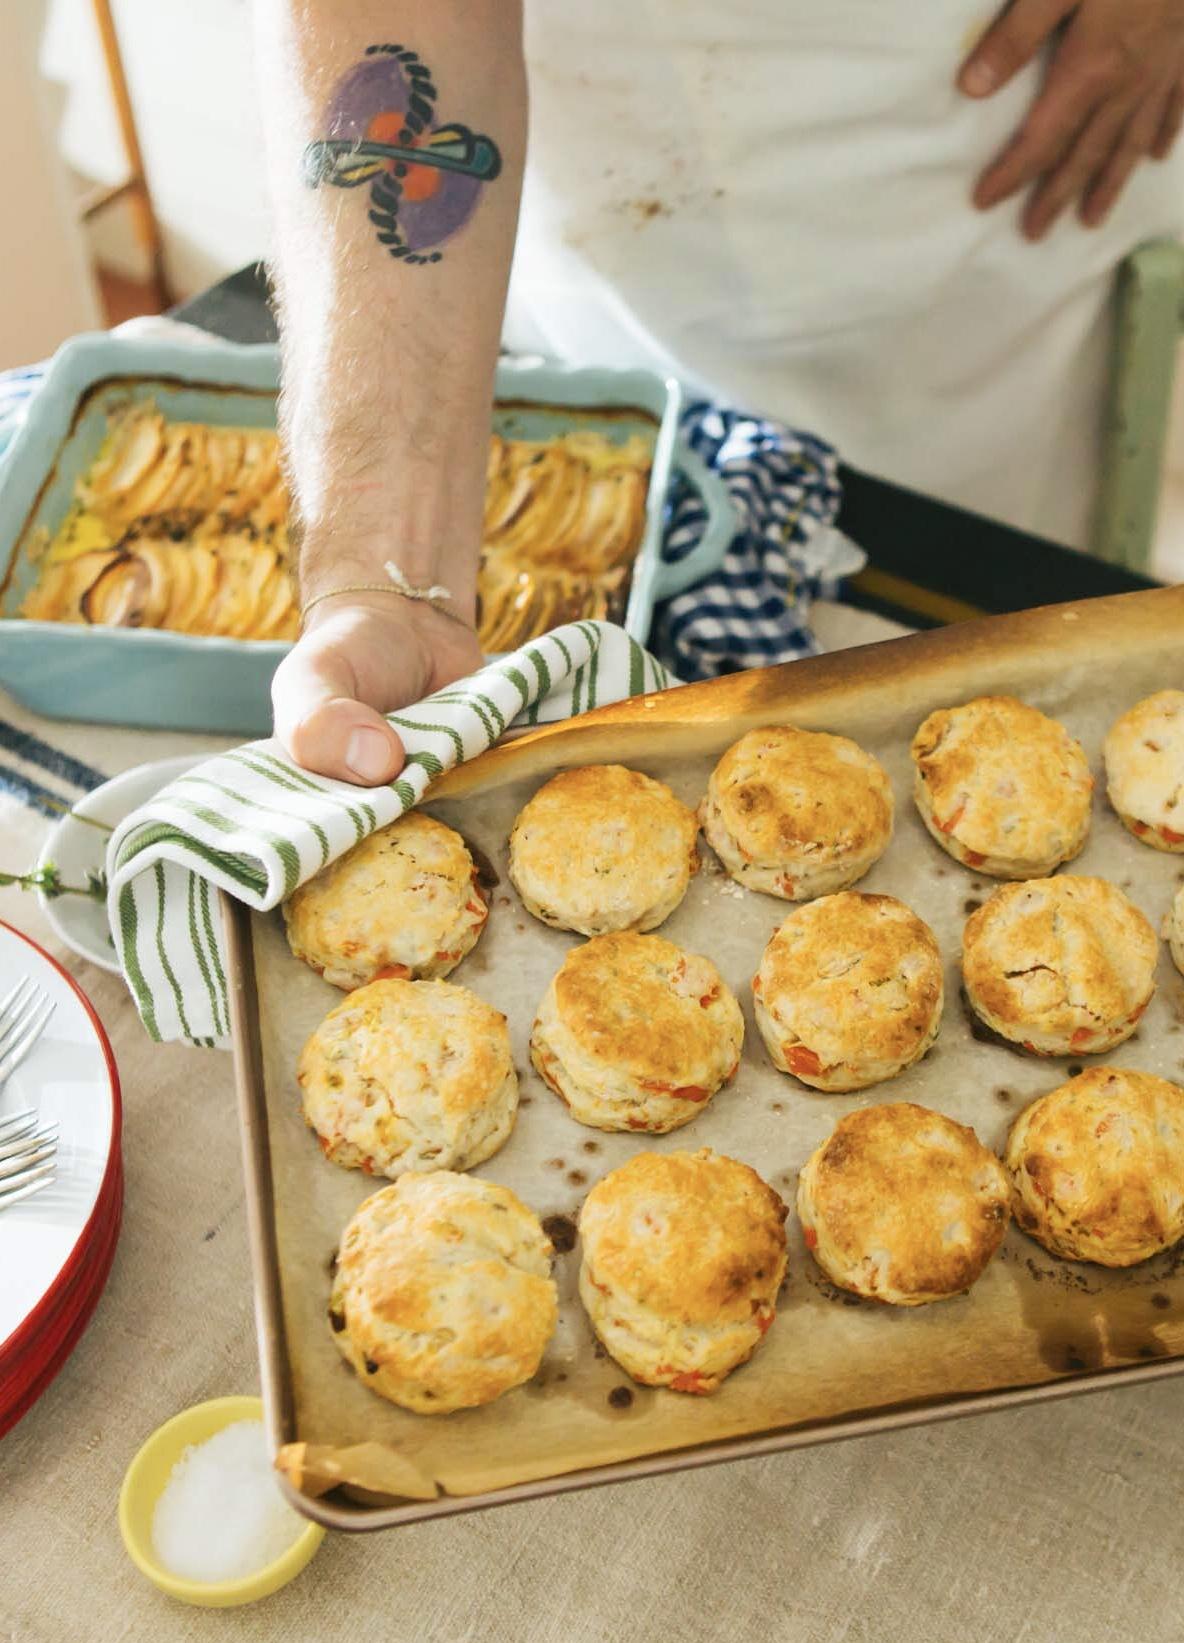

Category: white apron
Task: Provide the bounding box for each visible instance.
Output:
[506,1,1184,547]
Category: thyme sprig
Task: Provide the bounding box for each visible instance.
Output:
[0,861,108,902]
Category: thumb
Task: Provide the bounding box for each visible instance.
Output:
[271,635,405,786]
[958,0,1074,97]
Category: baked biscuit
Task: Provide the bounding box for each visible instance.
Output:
[753,892,943,1091]
[578,1148,788,1392]
[508,765,699,935]
[283,812,488,989]
[1005,1068,1184,1265]
[298,978,518,1177]
[911,696,1092,877]
[797,1102,1010,1305]
[330,1172,557,1414]
[530,932,743,1132]
[962,876,1156,1056]
[699,726,893,900]
[1104,690,1184,851]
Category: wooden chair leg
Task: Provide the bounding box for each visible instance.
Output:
[1091,238,1184,572]
[88,0,173,311]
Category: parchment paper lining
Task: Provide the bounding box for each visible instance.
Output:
[251,592,1184,1504]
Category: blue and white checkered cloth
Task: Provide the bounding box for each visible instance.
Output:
[656,404,861,679]
[0,330,862,680]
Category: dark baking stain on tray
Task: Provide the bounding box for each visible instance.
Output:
[542,1213,578,1254]
[959,987,1045,1058]
[1014,1251,1100,1294]
[453,831,499,890]
[807,1270,882,1310]
[1011,1240,1184,1371]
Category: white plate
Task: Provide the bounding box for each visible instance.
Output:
[36,754,206,974]
[0,920,120,1355]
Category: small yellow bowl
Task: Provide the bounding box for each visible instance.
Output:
[118,1395,325,1608]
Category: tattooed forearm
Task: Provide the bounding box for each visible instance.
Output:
[255,0,524,594]
[302,43,502,265]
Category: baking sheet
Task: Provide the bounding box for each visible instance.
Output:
[244,587,1184,1510]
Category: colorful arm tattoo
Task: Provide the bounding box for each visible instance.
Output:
[303,43,502,265]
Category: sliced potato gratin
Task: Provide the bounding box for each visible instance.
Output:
[21,400,653,648]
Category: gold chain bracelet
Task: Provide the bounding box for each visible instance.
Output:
[300,560,455,623]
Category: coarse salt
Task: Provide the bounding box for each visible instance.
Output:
[151,1419,305,1584]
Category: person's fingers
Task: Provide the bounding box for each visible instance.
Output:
[1151,78,1184,159]
[973,49,1103,209]
[1020,94,1137,238]
[974,110,1077,210]
[959,0,1077,97]
[1080,91,1166,224]
[271,636,406,785]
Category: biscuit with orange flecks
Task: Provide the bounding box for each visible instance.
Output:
[911,696,1091,878]
[797,1102,1009,1305]
[699,725,893,901]
[753,892,943,1091]
[283,811,488,989]
[578,1148,787,1393]
[299,978,517,1178]
[330,1173,556,1414]
[1005,1068,1184,1266]
[508,764,699,935]
[962,876,1156,1057]
[530,931,742,1132]
[1104,690,1184,852]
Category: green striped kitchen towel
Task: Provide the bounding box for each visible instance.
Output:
[106,620,677,1047]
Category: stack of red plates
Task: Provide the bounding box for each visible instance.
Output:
[0,921,123,1438]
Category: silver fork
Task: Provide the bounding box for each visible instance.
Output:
[0,978,59,1210]
[0,1107,58,1208]
[0,977,56,1087]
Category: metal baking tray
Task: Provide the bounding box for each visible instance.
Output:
[0,333,733,734]
[225,585,1184,1533]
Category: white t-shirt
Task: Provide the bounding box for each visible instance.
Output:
[505,1,1184,547]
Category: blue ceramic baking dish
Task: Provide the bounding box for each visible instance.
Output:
[0,333,733,734]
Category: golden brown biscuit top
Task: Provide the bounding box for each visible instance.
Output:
[579,1149,787,1324]
[510,766,698,892]
[1103,690,1184,830]
[550,932,741,1085]
[285,811,478,941]
[806,1103,1009,1292]
[337,1174,555,1367]
[707,726,893,862]
[756,893,943,1066]
[1007,1068,1184,1244]
[911,696,1092,859]
[299,978,511,1116]
[962,876,1157,1033]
